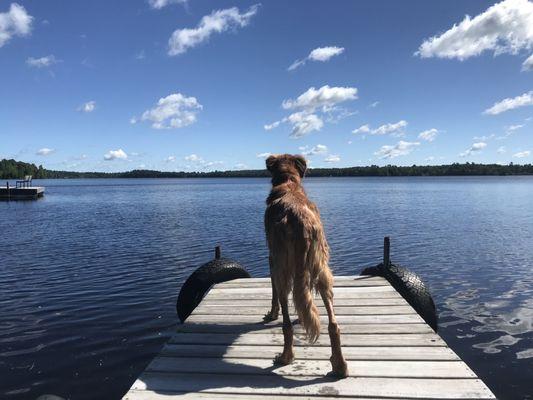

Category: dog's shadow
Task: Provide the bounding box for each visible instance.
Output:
[137,317,338,396]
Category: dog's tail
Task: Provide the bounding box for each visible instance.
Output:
[293,238,324,343]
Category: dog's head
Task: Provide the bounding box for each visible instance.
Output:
[265,154,307,184]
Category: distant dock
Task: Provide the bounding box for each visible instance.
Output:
[0,186,44,200]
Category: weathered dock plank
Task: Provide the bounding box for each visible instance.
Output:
[123,276,495,399]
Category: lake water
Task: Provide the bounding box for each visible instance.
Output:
[1,177,532,400]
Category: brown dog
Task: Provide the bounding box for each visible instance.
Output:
[263,154,348,377]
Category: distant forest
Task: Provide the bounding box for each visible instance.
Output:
[2,158,533,180]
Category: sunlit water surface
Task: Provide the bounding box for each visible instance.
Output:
[1,177,532,399]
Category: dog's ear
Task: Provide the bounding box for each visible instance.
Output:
[265,155,277,172]
[293,155,307,177]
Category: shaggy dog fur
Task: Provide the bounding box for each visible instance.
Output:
[263,154,348,377]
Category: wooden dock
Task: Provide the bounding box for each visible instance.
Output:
[124,276,495,399]
[0,186,44,200]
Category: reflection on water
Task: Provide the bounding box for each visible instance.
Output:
[0,177,532,399]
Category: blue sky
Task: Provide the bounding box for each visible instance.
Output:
[1,0,532,172]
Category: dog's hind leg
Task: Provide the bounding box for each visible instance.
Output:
[318,271,349,378]
[263,255,280,322]
[273,292,295,365]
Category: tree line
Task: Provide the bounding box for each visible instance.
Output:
[2,158,533,180]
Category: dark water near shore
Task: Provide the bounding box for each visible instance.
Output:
[1,177,532,400]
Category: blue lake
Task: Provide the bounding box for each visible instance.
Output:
[1,177,532,399]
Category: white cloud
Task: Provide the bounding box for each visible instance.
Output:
[375,141,420,159]
[484,91,533,115]
[204,161,224,168]
[474,133,496,140]
[234,163,247,169]
[513,150,531,157]
[36,148,54,156]
[352,124,371,134]
[165,156,176,162]
[523,54,533,70]
[267,85,357,138]
[282,85,357,111]
[497,146,507,154]
[416,0,533,70]
[309,46,344,62]
[369,101,380,108]
[168,4,260,56]
[425,156,436,162]
[104,149,128,161]
[256,152,272,159]
[418,128,439,142]
[78,100,96,113]
[0,3,33,48]
[372,120,408,136]
[26,55,59,68]
[299,144,328,156]
[324,154,341,163]
[264,120,281,130]
[148,0,187,9]
[354,121,408,136]
[507,123,524,132]
[136,93,202,129]
[288,46,344,71]
[287,112,324,138]
[185,154,202,162]
[460,142,487,157]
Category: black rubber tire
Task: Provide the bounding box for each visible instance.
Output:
[362,263,438,332]
[176,258,250,322]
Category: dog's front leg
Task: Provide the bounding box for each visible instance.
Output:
[263,256,280,322]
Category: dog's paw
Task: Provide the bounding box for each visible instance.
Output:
[327,361,349,379]
[273,352,294,365]
[263,310,279,322]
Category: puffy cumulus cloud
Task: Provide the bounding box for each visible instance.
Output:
[0,3,33,48]
[497,146,507,154]
[256,152,272,158]
[282,85,357,112]
[266,85,357,139]
[513,150,531,157]
[416,0,533,71]
[288,46,344,71]
[26,54,59,68]
[148,0,187,9]
[104,149,128,161]
[165,156,176,162]
[168,4,260,56]
[299,144,328,156]
[184,154,202,162]
[372,120,408,136]
[135,93,202,129]
[324,154,341,163]
[460,142,487,157]
[375,140,420,159]
[418,128,439,142]
[183,154,223,170]
[78,100,96,113]
[287,112,324,138]
[352,124,371,134]
[36,147,54,156]
[484,91,533,115]
[234,163,247,169]
[354,121,408,137]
